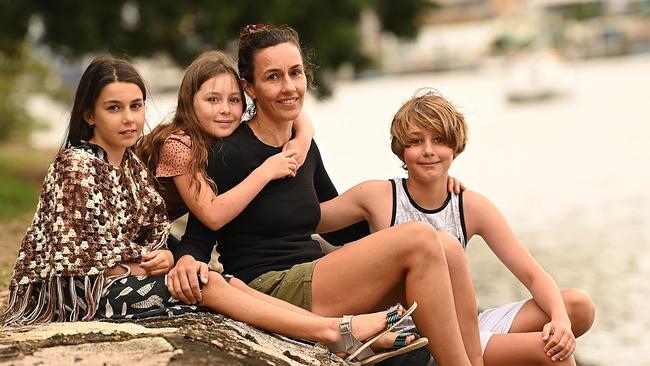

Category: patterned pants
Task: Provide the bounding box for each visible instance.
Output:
[60,273,232,320]
[95,274,203,319]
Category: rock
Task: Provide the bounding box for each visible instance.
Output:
[0,312,347,366]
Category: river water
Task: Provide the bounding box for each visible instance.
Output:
[309,54,650,366]
[29,54,649,365]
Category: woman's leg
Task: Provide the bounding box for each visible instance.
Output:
[310,221,475,366]
[199,272,402,349]
[228,277,315,316]
[484,333,577,366]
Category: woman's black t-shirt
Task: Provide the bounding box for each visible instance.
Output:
[175,123,368,283]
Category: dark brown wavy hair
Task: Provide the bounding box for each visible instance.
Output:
[63,55,146,150]
[238,24,315,117]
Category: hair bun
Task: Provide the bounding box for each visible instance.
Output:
[240,24,268,38]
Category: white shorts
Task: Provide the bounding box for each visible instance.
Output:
[477,299,527,353]
[396,298,529,366]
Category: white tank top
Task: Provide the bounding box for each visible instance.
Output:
[390,178,467,248]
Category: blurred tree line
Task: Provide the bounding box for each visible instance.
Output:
[0,0,433,143]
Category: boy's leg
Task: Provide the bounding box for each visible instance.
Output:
[310,221,474,366]
[480,288,595,366]
[483,333,576,366]
[438,232,483,366]
[509,289,596,337]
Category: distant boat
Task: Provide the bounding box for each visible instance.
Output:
[505,52,568,103]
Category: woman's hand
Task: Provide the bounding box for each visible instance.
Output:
[139,250,174,276]
[447,175,466,194]
[166,255,209,304]
[257,149,298,181]
[542,318,576,361]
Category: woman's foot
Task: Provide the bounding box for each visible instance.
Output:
[326,303,421,361]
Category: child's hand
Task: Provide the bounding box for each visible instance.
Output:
[258,149,298,181]
[447,175,466,194]
[140,250,174,276]
[542,319,576,361]
[283,138,309,168]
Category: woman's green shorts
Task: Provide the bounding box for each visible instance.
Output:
[247,260,318,311]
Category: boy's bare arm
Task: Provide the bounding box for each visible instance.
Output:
[316,180,390,234]
[463,190,575,359]
[463,190,551,292]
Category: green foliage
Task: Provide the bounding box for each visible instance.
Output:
[0,0,431,97]
[0,176,40,221]
[0,45,64,142]
[0,0,431,141]
[0,146,48,221]
[0,0,33,57]
[374,0,438,39]
[564,3,604,21]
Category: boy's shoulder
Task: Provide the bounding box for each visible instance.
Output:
[459,189,497,218]
[356,179,393,191]
[348,179,393,201]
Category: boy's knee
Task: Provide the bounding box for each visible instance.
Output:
[437,231,465,264]
[562,288,596,335]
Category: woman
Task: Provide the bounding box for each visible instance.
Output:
[0,55,430,365]
[172,25,483,366]
[135,50,433,364]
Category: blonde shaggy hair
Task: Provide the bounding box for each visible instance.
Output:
[390,89,467,169]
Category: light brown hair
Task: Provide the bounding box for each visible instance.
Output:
[137,50,245,194]
[390,89,468,169]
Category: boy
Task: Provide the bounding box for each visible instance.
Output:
[317,90,595,366]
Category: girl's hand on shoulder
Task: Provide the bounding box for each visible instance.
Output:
[140,250,174,276]
[258,149,298,181]
[283,138,309,168]
[542,319,576,361]
[447,175,466,194]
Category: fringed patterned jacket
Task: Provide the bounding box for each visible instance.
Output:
[0,142,169,325]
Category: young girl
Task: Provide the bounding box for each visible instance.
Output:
[137,51,311,231]
[1,56,172,323]
[136,51,314,304]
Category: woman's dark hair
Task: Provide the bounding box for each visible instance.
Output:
[238,24,315,116]
[63,55,146,149]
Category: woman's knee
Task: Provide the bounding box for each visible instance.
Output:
[562,288,595,336]
[396,221,445,262]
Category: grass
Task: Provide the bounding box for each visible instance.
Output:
[0,144,53,291]
[0,144,52,219]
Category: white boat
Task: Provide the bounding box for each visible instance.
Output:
[505,52,568,103]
